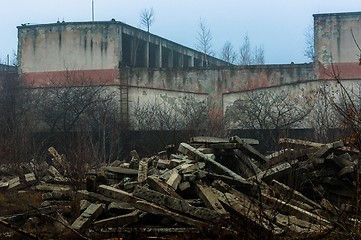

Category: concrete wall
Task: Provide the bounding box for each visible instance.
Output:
[114,63,316,133]
[18,22,120,87]
[314,12,361,80]
[17,20,229,88]
[16,12,361,133]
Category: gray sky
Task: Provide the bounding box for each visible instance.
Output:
[1,1,360,64]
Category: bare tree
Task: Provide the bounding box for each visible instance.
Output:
[221,41,237,65]
[253,46,265,65]
[140,8,155,32]
[239,34,252,65]
[238,34,265,65]
[196,18,214,65]
[131,95,211,151]
[0,70,36,164]
[304,23,315,61]
[225,88,313,149]
[309,83,338,142]
[32,70,126,164]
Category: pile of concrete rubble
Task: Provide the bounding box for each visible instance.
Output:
[0,136,360,239]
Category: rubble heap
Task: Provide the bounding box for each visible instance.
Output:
[0,136,360,239]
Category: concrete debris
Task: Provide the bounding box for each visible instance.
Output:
[0,137,360,239]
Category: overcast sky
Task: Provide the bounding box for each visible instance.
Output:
[1,1,360,64]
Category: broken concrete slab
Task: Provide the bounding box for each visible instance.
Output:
[166,169,182,190]
[97,184,140,203]
[249,162,292,182]
[133,200,210,228]
[133,186,224,222]
[93,210,141,229]
[71,203,104,232]
[137,158,149,183]
[178,142,246,183]
[229,135,259,145]
[146,176,183,199]
[195,182,227,214]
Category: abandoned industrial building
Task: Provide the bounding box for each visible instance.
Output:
[6,11,361,146]
[2,10,361,239]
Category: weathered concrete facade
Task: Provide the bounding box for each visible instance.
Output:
[18,20,228,87]
[314,12,361,80]
[16,11,361,132]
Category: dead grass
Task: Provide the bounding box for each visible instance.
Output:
[0,191,42,216]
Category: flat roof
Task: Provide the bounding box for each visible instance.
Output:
[313,11,361,18]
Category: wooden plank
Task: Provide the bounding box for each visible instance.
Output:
[195,182,227,214]
[178,143,246,182]
[132,186,224,222]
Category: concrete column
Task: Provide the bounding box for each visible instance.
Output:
[130,37,135,66]
[190,56,194,67]
[154,45,162,68]
[157,44,162,68]
[145,42,149,67]
[118,28,123,65]
[180,54,184,67]
[168,49,173,68]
